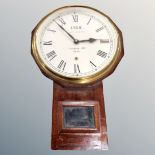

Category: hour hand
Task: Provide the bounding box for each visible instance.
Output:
[54,21,78,44]
[78,38,109,44]
[78,38,97,43]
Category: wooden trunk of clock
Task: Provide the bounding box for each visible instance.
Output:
[51,81,108,150]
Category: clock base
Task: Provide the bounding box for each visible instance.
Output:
[51,82,108,150]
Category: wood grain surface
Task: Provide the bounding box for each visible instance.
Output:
[51,82,108,150]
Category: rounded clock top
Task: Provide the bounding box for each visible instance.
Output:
[31,5,124,86]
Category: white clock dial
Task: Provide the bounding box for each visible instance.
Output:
[36,6,118,78]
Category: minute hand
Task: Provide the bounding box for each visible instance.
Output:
[54,21,78,44]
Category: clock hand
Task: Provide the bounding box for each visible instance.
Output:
[78,38,97,43]
[77,38,109,44]
[54,21,79,44]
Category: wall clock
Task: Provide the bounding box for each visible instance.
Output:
[31,5,124,150]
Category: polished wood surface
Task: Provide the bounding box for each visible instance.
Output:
[51,82,108,150]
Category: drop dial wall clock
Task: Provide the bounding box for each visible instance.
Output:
[31,5,124,150]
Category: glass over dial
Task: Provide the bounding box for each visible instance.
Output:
[34,6,120,81]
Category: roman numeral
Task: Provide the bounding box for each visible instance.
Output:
[46,50,57,60]
[74,64,80,73]
[47,29,56,32]
[43,41,52,45]
[72,15,78,22]
[58,60,66,71]
[100,39,110,43]
[96,26,104,32]
[97,50,107,58]
[58,18,66,25]
[90,61,96,68]
[87,17,92,25]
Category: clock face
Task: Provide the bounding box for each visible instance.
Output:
[34,6,119,79]
[32,5,123,84]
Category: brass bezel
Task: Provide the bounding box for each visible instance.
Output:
[31,5,124,86]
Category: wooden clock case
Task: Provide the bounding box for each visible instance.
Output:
[31,5,124,150]
[52,81,108,150]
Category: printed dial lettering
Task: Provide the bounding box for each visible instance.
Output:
[74,64,80,73]
[72,14,78,22]
[97,50,107,58]
[46,50,57,60]
[43,41,52,45]
[58,18,66,25]
[58,60,66,71]
[96,26,104,32]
